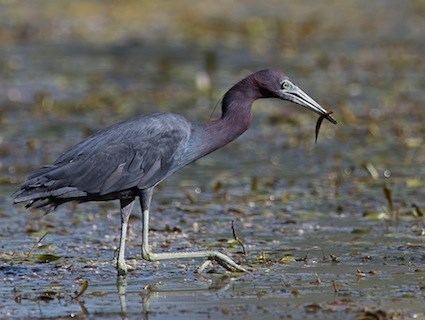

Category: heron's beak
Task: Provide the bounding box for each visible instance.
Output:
[280,81,337,124]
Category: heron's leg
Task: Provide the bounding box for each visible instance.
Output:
[139,188,247,273]
[117,197,135,276]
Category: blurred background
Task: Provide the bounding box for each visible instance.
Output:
[0,1,424,319]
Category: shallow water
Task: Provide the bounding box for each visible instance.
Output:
[0,1,424,319]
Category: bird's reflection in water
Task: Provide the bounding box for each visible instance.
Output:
[116,273,237,319]
[117,276,128,319]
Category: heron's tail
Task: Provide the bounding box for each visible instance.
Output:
[13,187,61,213]
[12,166,85,211]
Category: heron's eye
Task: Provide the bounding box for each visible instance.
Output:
[281,81,291,90]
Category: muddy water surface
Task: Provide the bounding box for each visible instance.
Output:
[0,1,424,319]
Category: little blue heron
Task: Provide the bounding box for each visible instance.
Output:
[13,69,336,275]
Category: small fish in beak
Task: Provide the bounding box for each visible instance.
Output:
[278,79,337,142]
[315,111,336,142]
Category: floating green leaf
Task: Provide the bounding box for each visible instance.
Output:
[280,255,296,264]
[33,254,61,263]
[363,211,389,221]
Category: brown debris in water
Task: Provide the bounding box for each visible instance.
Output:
[383,185,394,213]
[231,220,246,255]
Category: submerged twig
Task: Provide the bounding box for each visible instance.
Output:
[315,111,336,142]
[331,280,340,293]
[26,232,48,257]
[231,220,246,255]
[72,279,89,300]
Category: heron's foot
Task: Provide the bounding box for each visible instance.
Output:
[196,259,248,273]
[208,252,249,273]
[141,248,249,273]
[196,260,212,273]
[213,257,249,273]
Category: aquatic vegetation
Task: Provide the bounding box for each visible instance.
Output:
[0,0,423,319]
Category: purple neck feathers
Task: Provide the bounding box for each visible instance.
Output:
[200,75,261,155]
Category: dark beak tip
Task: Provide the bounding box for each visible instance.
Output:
[328,117,337,125]
[324,112,337,125]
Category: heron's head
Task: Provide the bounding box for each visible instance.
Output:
[252,69,337,124]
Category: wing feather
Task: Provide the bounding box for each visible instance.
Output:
[13,113,191,205]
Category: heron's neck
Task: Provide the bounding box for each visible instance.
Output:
[201,81,259,155]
